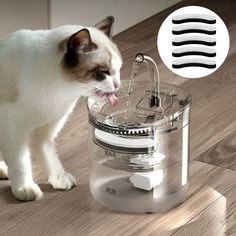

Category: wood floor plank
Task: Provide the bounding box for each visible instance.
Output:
[0,166,87,235]
[173,185,236,236]
[196,130,236,170]
[113,40,136,54]
[2,161,236,236]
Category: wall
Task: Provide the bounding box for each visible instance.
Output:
[0,0,181,37]
[50,0,182,34]
[0,0,48,38]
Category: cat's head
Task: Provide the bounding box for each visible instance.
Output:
[62,16,122,106]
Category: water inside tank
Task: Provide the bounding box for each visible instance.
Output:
[87,54,191,213]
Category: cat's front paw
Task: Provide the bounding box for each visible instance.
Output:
[0,161,8,180]
[48,172,76,190]
[12,183,43,201]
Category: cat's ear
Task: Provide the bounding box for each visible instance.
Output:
[67,28,97,54]
[95,16,114,39]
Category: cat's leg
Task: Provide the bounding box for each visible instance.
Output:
[0,150,8,180]
[0,134,43,201]
[0,161,8,180]
[30,119,76,190]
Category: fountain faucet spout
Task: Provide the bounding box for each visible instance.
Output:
[134,53,161,108]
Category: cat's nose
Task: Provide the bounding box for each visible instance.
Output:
[114,82,120,90]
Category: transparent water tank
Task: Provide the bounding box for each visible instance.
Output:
[87,55,191,213]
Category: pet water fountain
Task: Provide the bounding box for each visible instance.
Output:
[87,53,191,213]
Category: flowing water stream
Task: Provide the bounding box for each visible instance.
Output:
[124,61,140,126]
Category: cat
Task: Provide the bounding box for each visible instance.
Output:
[0,16,122,201]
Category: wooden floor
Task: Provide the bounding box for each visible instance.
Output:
[1,0,236,235]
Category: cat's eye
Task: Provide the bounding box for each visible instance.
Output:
[95,70,106,81]
[94,68,110,81]
[89,66,111,81]
[101,69,110,75]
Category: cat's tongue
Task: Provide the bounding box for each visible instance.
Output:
[107,93,118,107]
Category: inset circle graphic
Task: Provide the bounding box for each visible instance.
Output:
[157,6,230,78]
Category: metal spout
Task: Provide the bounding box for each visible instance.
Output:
[134,53,161,108]
[135,53,145,63]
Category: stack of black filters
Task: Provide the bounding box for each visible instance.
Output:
[172,14,216,69]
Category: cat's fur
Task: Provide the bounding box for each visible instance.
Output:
[0,16,122,201]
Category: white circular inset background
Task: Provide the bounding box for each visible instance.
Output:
[157,6,230,78]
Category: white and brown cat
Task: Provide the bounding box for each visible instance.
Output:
[0,16,122,201]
